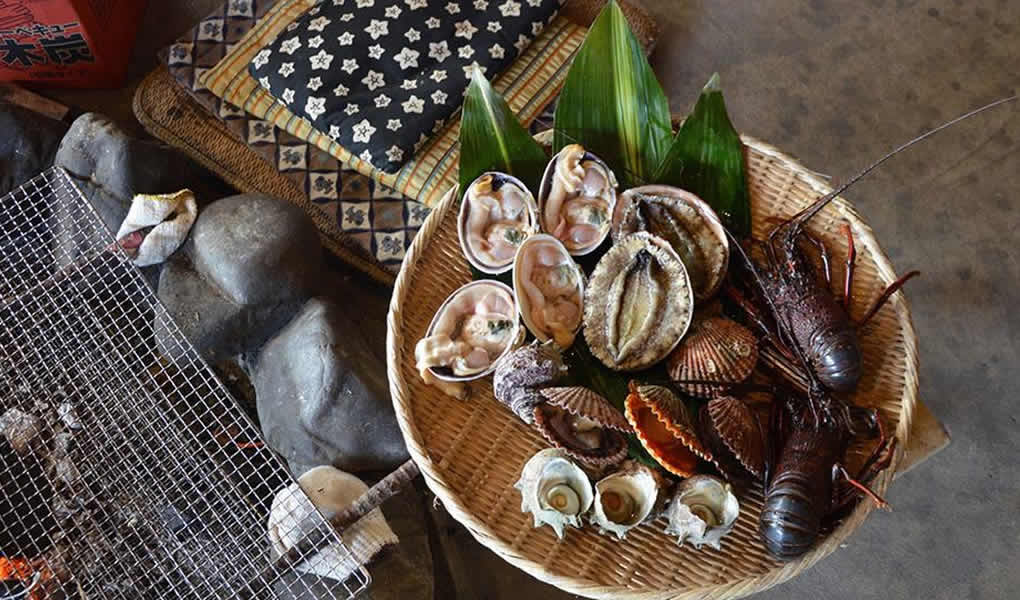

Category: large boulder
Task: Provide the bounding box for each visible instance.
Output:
[0,101,67,194]
[255,298,409,475]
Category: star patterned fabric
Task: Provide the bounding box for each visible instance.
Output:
[250,0,563,173]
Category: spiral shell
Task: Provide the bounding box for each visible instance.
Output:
[624,383,711,478]
[698,396,765,481]
[663,475,740,550]
[533,386,631,468]
[667,316,758,398]
[493,342,566,424]
[515,448,594,539]
[591,462,660,539]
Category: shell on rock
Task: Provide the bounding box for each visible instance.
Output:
[533,386,631,468]
[624,383,711,478]
[592,462,659,539]
[515,448,594,539]
[663,474,740,550]
[512,234,585,349]
[457,172,538,274]
[584,232,694,371]
[537,144,617,256]
[699,396,765,481]
[415,280,521,384]
[612,185,729,302]
[667,316,758,398]
[493,342,566,424]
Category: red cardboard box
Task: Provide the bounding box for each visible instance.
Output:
[0,0,146,88]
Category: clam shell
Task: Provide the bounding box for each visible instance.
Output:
[701,396,765,480]
[457,172,538,274]
[667,316,758,398]
[584,232,694,371]
[612,185,729,301]
[537,145,618,256]
[592,463,659,539]
[624,383,710,478]
[663,474,740,550]
[492,342,566,424]
[515,448,594,539]
[533,387,630,468]
[512,234,585,349]
[538,387,632,432]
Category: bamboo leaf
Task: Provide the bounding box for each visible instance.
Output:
[459,64,548,195]
[553,0,672,187]
[655,73,751,237]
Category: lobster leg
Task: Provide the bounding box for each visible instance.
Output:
[855,270,921,327]
[799,231,832,287]
[841,224,856,309]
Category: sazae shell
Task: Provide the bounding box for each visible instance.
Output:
[493,342,566,424]
[458,172,538,274]
[537,144,617,256]
[533,386,631,468]
[584,233,694,371]
[667,316,758,398]
[664,475,740,550]
[625,383,711,478]
[513,234,585,349]
[698,396,766,481]
[592,462,659,539]
[515,448,594,539]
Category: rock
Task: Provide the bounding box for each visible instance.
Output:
[0,407,43,454]
[255,299,409,474]
[0,100,68,195]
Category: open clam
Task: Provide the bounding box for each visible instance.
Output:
[493,342,566,424]
[538,144,617,256]
[624,383,711,478]
[533,386,631,468]
[583,232,694,371]
[612,185,729,302]
[515,448,594,539]
[667,316,758,398]
[513,234,585,349]
[592,462,659,539]
[457,172,538,274]
[698,396,765,481]
[415,280,521,390]
[664,475,739,550]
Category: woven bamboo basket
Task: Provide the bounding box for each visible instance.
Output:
[386,135,919,599]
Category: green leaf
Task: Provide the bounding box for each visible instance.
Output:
[553,0,672,187]
[459,64,548,195]
[655,73,751,237]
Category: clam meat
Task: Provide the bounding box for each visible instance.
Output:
[515,448,594,539]
[663,475,739,550]
[592,462,659,539]
[513,234,585,348]
[538,144,617,255]
[415,281,520,387]
[458,172,538,274]
[584,232,694,371]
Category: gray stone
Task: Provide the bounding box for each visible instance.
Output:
[0,101,67,195]
[255,298,409,474]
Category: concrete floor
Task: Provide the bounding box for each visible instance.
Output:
[44,0,1019,598]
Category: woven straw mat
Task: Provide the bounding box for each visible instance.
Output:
[386,136,919,599]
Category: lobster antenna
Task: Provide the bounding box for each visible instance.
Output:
[787,94,1018,233]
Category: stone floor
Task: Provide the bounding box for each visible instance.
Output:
[44,1,1019,598]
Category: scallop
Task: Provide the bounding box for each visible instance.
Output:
[414,280,521,389]
[612,185,729,302]
[537,144,617,256]
[663,475,740,550]
[584,232,694,371]
[533,386,632,468]
[592,462,659,539]
[492,342,566,424]
[458,172,538,274]
[667,316,758,398]
[512,234,585,349]
[698,396,765,481]
[515,448,594,539]
[624,383,711,478]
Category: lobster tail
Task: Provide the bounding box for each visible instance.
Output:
[759,469,822,561]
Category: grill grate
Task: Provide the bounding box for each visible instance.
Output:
[0,168,370,600]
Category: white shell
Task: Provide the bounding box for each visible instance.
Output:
[591,463,659,539]
[663,474,740,550]
[538,145,617,256]
[458,172,539,274]
[514,448,594,539]
[415,280,522,383]
[512,234,585,349]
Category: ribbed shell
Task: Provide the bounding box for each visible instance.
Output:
[538,387,632,432]
[667,317,758,398]
[624,383,711,478]
[493,343,566,424]
[706,396,765,480]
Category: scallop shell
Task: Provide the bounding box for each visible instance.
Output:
[515,448,594,539]
[458,172,538,274]
[537,144,618,256]
[512,234,585,349]
[699,396,765,481]
[492,342,566,424]
[414,280,522,383]
[667,316,758,398]
[592,462,659,539]
[612,185,729,301]
[584,232,694,371]
[663,475,740,550]
[533,386,631,468]
[624,383,711,478]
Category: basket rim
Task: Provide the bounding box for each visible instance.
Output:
[386,135,919,600]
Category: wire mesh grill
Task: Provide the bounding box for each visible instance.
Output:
[0,168,370,600]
